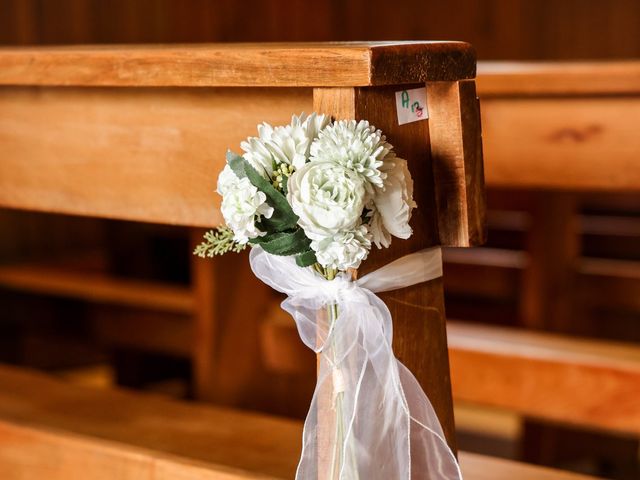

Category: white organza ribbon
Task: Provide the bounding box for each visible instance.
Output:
[250,246,462,480]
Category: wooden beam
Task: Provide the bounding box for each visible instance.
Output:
[0,261,194,314]
[477,61,640,96]
[520,192,579,331]
[426,80,486,246]
[0,365,597,480]
[0,86,311,226]
[448,321,640,436]
[0,42,475,88]
[479,94,640,191]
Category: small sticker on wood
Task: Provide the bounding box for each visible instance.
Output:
[395,88,428,125]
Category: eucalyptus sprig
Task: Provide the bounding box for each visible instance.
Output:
[194,226,246,258]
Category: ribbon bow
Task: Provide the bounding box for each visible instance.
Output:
[250,247,462,480]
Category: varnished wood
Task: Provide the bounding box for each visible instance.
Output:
[448,321,640,436]
[478,61,640,96]
[0,366,597,480]
[520,192,578,331]
[426,80,486,246]
[0,365,301,479]
[478,65,640,191]
[0,42,476,87]
[0,86,311,226]
[190,244,274,407]
[93,309,193,357]
[0,261,193,313]
[314,85,460,450]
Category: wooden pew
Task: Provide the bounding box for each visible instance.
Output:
[444,61,640,466]
[0,42,475,417]
[0,364,596,480]
[0,41,579,479]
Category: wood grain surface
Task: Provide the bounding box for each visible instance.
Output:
[426,80,486,246]
[0,86,311,225]
[0,365,598,480]
[0,42,476,87]
[449,321,640,436]
[478,61,640,96]
[479,95,640,190]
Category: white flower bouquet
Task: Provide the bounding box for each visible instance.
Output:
[195,113,416,277]
[196,114,460,480]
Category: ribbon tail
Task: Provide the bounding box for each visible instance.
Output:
[396,362,463,480]
[295,298,461,480]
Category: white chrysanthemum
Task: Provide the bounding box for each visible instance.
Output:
[311,226,372,271]
[287,161,366,241]
[309,119,394,190]
[240,113,330,176]
[368,158,416,248]
[217,165,274,244]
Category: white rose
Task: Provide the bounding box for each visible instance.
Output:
[369,158,416,248]
[287,161,366,241]
[312,226,372,271]
[217,166,274,244]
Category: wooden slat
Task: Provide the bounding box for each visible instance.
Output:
[0,365,301,479]
[448,321,640,435]
[93,310,193,357]
[578,257,640,311]
[477,61,640,96]
[459,452,596,480]
[443,247,640,312]
[443,248,525,299]
[0,86,311,226]
[480,96,640,190]
[426,80,486,246]
[0,42,476,87]
[0,365,596,480]
[0,262,194,313]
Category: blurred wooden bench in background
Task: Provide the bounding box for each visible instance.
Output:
[449,60,640,438]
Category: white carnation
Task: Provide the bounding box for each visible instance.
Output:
[368,158,416,248]
[309,119,393,190]
[240,113,330,176]
[217,165,274,244]
[312,226,372,271]
[287,161,366,241]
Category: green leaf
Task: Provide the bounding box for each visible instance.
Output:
[295,249,318,267]
[227,151,298,232]
[250,229,311,256]
[227,150,246,179]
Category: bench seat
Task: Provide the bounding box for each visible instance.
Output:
[0,365,596,479]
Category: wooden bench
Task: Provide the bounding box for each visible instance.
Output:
[0,46,624,477]
[447,60,640,436]
[0,40,557,479]
[0,364,596,480]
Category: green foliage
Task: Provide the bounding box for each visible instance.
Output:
[215,151,320,271]
[193,226,246,258]
[250,228,311,256]
[295,249,318,267]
